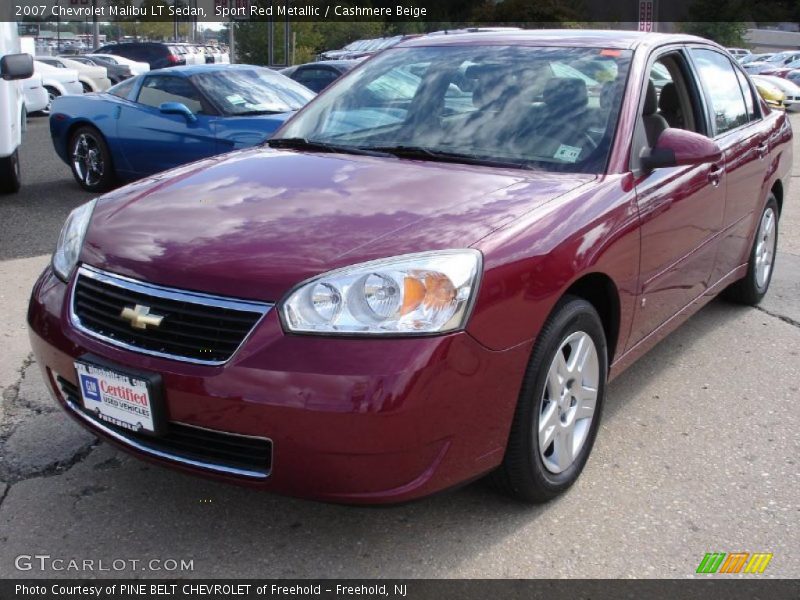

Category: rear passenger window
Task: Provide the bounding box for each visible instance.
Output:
[690,48,748,136]
[293,68,339,93]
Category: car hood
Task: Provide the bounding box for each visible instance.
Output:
[81,148,593,301]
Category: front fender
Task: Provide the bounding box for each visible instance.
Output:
[469,174,640,353]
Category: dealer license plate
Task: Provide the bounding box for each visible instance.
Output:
[75,361,157,434]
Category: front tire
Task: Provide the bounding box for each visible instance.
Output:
[724,195,779,305]
[490,296,607,502]
[0,149,22,194]
[43,86,60,115]
[69,126,116,192]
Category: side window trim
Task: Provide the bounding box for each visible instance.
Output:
[685,45,752,140]
[733,64,762,122]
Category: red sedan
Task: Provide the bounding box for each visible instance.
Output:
[28,30,792,504]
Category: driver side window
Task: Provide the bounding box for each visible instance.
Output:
[633,51,705,164]
[136,76,206,114]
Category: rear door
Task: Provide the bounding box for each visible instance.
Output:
[687,47,773,282]
[116,74,217,176]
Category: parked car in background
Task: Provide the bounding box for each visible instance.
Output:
[36,56,112,92]
[30,30,792,504]
[94,42,185,70]
[744,50,800,74]
[754,74,800,111]
[751,74,786,109]
[281,59,360,92]
[759,58,800,78]
[318,39,371,61]
[66,55,132,84]
[49,64,314,191]
[726,47,750,58]
[175,43,204,66]
[739,52,772,65]
[88,53,150,76]
[786,69,800,86]
[0,22,34,193]
[318,36,416,61]
[22,72,48,114]
[34,60,83,114]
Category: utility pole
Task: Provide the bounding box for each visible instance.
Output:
[228,0,236,64]
[92,0,99,49]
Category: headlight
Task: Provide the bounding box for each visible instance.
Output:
[281,250,482,335]
[52,199,96,281]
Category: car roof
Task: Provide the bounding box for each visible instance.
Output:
[300,60,361,69]
[143,63,267,76]
[399,29,711,51]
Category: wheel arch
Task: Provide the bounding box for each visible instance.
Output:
[770,179,783,216]
[64,120,118,178]
[43,82,67,97]
[560,272,621,365]
[78,76,98,92]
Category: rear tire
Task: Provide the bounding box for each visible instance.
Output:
[0,149,22,194]
[68,126,116,192]
[724,195,779,305]
[489,296,607,502]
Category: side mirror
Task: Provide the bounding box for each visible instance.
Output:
[641,128,722,170]
[1,53,34,81]
[159,102,197,123]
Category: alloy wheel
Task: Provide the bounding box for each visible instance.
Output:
[71,133,104,188]
[538,331,599,474]
[754,206,776,290]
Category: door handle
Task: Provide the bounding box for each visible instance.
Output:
[707,164,723,187]
[756,141,768,159]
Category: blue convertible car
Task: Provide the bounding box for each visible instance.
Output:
[49,64,315,191]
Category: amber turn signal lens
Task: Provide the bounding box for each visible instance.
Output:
[400,273,457,315]
[401,276,426,315]
[423,273,456,310]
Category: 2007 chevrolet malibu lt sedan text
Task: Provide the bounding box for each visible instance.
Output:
[28,30,792,504]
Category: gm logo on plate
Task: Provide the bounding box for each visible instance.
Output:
[80,375,101,402]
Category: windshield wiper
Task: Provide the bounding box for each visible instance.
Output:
[267,137,392,157]
[367,145,533,169]
[236,109,286,116]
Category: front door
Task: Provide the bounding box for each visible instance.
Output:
[116,74,217,176]
[627,49,725,349]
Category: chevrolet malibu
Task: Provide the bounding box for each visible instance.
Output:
[28,30,792,504]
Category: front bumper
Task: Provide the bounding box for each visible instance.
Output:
[28,266,530,504]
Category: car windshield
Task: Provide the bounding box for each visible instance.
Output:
[277,45,631,173]
[191,68,315,115]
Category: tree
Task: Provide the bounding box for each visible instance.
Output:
[678,0,749,47]
[680,22,748,47]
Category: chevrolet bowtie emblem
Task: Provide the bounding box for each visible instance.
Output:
[120,304,164,330]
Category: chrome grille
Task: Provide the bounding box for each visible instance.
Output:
[71,265,270,365]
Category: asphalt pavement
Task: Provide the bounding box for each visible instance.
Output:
[0,115,797,579]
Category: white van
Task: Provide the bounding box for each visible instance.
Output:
[1,23,34,194]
